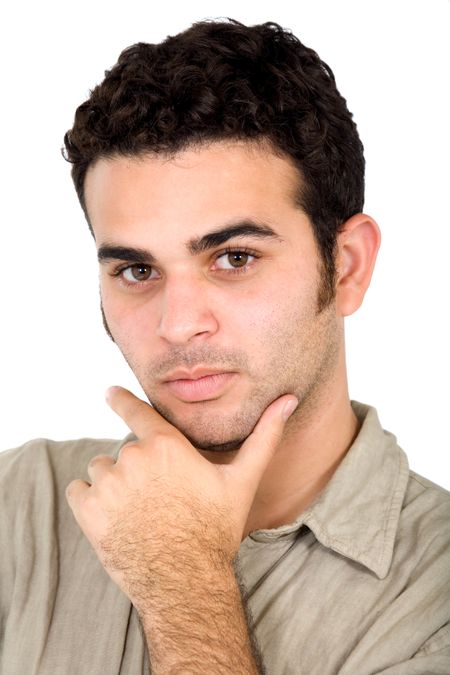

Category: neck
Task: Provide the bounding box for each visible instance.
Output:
[243,354,359,537]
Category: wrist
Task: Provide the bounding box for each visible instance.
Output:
[135,551,237,616]
[136,563,260,675]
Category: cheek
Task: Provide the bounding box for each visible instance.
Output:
[217,284,285,339]
[101,287,156,348]
[228,289,306,360]
[243,268,316,328]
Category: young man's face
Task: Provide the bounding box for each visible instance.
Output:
[85,141,342,453]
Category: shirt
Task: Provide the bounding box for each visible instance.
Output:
[0,402,449,675]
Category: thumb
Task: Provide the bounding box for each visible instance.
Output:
[233,395,298,482]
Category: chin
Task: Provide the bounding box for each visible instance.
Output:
[183,432,247,453]
[149,398,255,453]
[169,416,250,453]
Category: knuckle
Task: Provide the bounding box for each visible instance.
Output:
[88,454,108,469]
[118,442,141,462]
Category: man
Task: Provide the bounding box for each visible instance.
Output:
[1,18,449,675]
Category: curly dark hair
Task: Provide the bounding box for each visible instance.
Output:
[63,18,365,308]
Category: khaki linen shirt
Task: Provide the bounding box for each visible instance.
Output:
[1,402,449,674]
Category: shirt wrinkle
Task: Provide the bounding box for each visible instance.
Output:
[414,623,450,656]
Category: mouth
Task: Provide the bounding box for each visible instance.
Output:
[162,370,238,402]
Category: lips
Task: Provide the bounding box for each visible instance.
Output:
[162,368,237,402]
[163,366,234,382]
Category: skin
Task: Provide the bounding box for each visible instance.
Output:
[67,140,381,672]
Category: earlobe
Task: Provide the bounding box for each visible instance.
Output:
[335,214,381,317]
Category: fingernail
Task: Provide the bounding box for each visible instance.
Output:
[282,398,298,420]
[105,386,120,403]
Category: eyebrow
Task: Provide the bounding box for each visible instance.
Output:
[97,220,281,264]
[187,221,281,254]
[97,244,157,265]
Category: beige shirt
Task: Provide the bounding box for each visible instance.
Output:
[1,402,449,675]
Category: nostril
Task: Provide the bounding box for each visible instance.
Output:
[156,315,219,345]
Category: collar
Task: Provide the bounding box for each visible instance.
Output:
[247,402,410,580]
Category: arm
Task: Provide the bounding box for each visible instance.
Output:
[66,387,297,673]
[138,556,263,674]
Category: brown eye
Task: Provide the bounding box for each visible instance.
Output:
[122,264,155,283]
[228,252,249,267]
[215,251,255,271]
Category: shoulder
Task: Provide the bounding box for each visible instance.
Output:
[0,438,131,661]
[402,468,450,526]
[397,468,450,565]
[0,436,125,506]
[407,469,450,501]
[0,437,126,594]
[0,436,124,472]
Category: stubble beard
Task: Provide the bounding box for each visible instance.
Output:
[102,292,342,453]
[120,345,279,453]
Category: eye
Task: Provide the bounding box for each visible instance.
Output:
[214,250,256,271]
[121,264,159,284]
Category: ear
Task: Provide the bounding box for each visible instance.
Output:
[335,214,381,317]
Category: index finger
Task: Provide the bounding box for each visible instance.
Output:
[106,386,172,439]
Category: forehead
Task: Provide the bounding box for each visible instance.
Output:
[84,140,306,244]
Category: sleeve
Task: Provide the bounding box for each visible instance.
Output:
[0,436,130,675]
[0,440,60,672]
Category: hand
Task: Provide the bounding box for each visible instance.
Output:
[66,387,298,610]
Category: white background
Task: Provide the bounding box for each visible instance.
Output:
[0,0,449,488]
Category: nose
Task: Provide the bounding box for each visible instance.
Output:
[156,274,219,345]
